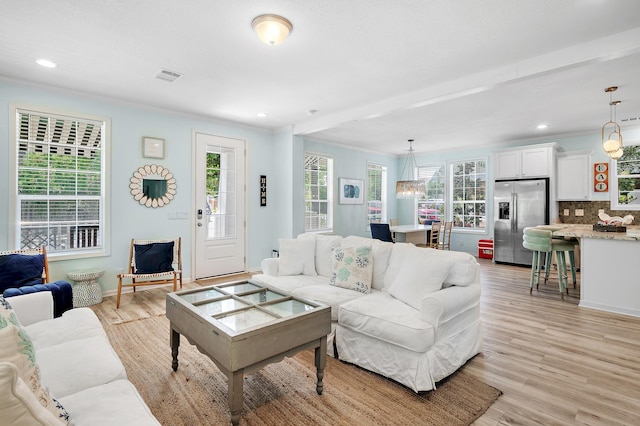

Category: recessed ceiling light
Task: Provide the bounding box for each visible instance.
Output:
[536,124,549,129]
[36,59,57,68]
[257,112,267,118]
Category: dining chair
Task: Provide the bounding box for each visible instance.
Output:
[388,218,399,240]
[116,237,182,308]
[439,221,453,250]
[370,223,394,243]
[428,222,442,249]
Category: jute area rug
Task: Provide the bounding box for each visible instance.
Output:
[104,315,500,426]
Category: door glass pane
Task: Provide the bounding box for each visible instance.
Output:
[206,147,236,239]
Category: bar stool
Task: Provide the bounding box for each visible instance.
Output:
[522,227,576,300]
[551,240,578,288]
[536,225,578,288]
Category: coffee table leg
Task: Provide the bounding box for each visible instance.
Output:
[170,327,180,372]
[228,370,243,426]
[314,336,327,395]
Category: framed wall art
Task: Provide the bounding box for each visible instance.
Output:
[339,178,364,204]
[260,175,267,206]
[142,137,165,159]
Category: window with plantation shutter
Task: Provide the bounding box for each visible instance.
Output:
[416,164,445,224]
[304,153,333,232]
[366,163,387,226]
[13,107,108,255]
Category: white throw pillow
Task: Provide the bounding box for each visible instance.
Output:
[278,239,317,276]
[0,298,70,424]
[329,246,373,294]
[388,247,454,309]
[0,362,66,426]
[314,235,342,277]
[369,241,394,290]
[382,243,414,289]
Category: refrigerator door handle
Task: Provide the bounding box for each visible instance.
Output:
[512,193,518,232]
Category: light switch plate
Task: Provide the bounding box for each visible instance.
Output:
[575,209,584,217]
[563,209,569,216]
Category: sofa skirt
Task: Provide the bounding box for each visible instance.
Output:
[335,319,482,392]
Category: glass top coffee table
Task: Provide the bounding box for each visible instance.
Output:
[166,280,331,425]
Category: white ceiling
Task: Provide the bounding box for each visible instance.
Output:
[1,0,640,156]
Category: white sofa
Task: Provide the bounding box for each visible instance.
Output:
[251,234,482,392]
[0,291,160,426]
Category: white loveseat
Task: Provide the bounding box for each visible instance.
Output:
[0,292,160,426]
[251,234,482,392]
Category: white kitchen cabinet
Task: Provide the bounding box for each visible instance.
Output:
[557,151,591,200]
[494,144,557,179]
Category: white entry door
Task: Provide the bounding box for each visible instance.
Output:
[194,132,245,279]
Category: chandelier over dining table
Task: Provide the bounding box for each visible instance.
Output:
[396,139,425,199]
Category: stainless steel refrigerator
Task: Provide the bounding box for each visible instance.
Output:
[493,178,548,265]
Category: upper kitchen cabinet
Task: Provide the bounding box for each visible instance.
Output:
[557,151,592,200]
[494,143,560,180]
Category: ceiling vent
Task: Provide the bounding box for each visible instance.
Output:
[155,69,183,83]
[621,116,639,124]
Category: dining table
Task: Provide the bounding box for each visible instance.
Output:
[389,224,432,245]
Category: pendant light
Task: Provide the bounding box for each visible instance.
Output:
[602,86,623,159]
[396,139,425,199]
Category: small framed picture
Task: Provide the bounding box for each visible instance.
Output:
[142,137,165,159]
[339,178,364,204]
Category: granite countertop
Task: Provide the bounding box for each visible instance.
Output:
[552,224,640,241]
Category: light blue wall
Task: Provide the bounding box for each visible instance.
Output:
[3,79,640,285]
[302,139,399,238]
[0,79,280,291]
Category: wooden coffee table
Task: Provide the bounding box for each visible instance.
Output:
[166,280,331,425]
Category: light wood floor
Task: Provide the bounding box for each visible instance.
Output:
[469,259,640,426]
[92,261,640,426]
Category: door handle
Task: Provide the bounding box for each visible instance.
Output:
[512,193,518,232]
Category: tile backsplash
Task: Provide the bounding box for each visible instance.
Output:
[557,201,637,224]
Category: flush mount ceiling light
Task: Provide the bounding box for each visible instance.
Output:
[602,86,624,159]
[396,139,425,199]
[36,59,57,68]
[251,14,293,46]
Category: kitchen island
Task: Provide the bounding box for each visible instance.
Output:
[554,225,640,317]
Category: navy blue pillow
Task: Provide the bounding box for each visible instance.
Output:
[0,253,45,292]
[134,242,174,274]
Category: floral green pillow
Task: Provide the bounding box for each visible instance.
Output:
[329,246,373,294]
[0,297,70,424]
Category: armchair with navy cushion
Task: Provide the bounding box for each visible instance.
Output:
[116,237,182,308]
[0,246,73,317]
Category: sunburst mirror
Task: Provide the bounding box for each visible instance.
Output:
[129,164,177,208]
